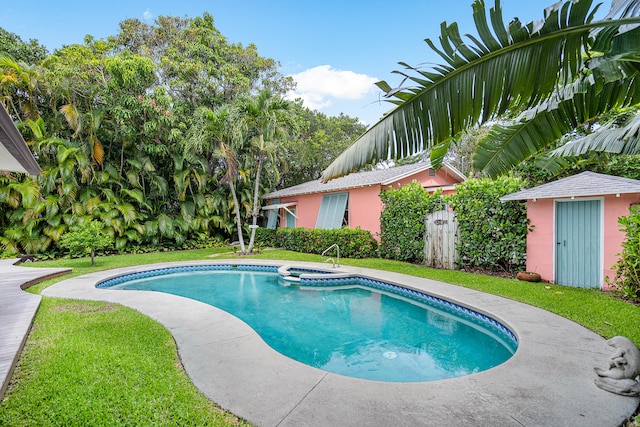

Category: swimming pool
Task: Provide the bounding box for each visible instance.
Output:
[98,264,517,382]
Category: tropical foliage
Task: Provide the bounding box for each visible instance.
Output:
[321,0,640,181]
[379,183,444,263]
[58,220,113,266]
[274,227,378,259]
[0,18,365,257]
[377,177,528,273]
[607,205,640,302]
[446,176,528,274]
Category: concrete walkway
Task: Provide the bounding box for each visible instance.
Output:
[41,260,639,426]
[0,259,71,398]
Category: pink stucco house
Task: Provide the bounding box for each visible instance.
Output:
[262,161,466,239]
[501,171,640,289]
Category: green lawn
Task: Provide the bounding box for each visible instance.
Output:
[1,248,638,426]
[0,298,248,427]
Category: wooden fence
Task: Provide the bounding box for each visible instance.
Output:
[424,209,458,270]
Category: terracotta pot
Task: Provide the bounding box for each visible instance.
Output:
[516,271,541,282]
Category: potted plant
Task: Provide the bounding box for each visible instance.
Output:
[516,271,541,282]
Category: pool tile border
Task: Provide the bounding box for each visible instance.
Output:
[97,263,517,352]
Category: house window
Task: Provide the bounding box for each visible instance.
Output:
[266,199,280,230]
[285,207,296,228]
[316,192,349,229]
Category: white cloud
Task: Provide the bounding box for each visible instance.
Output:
[142,8,154,21]
[288,65,378,111]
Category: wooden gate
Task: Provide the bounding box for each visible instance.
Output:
[424,210,458,270]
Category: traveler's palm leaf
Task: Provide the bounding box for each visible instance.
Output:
[322,0,640,181]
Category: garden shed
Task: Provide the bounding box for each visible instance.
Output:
[262,161,465,239]
[501,171,640,289]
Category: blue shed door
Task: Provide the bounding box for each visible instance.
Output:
[555,200,601,288]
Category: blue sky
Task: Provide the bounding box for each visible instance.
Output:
[2,1,609,125]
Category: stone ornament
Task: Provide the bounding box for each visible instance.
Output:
[594,336,640,397]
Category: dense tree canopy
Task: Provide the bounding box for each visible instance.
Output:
[0,14,364,257]
[0,28,48,63]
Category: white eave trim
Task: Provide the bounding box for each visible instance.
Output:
[261,202,298,219]
[262,202,297,210]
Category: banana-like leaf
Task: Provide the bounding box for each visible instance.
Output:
[321,0,640,181]
[550,110,640,156]
[474,74,640,176]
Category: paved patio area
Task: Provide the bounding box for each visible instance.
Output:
[39,260,639,426]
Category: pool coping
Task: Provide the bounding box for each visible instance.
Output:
[42,260,639,426]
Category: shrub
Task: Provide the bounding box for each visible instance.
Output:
[59,220,114,266]
[446,176,528,274]
[275,227,378,258]
[607,206,640,302]
[254,228,276,248]
[379,183,444,263]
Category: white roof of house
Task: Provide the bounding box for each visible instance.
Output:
[501,171,640,201]
[0,105,40,175]
[263,161,466,199]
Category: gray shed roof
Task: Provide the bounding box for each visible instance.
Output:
[264,161,465,199]
[501,171,640,201]
[0,105,40,175]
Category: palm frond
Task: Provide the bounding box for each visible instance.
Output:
[474,74,640,176]
[322,0,640,181]
[59,103,80,132]
[550,110,640,156]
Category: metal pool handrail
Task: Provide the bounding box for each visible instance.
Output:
[321,244,340,268]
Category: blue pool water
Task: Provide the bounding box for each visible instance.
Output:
[100,266,517,382]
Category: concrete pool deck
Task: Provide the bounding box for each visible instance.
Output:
[41,260,639,426]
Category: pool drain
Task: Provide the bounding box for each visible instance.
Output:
[383,351,397,359]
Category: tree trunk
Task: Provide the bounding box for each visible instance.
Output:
[246,147,264,253]
[91,249,95,267]
[229,179,246,253]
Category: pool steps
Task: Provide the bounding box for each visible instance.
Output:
[277,265,351,283]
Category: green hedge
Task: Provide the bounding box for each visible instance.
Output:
[608,205,640,301]
[379,183,444,263]
[446,176,528,274]
[273,227,378,258]
[254,228,276,248]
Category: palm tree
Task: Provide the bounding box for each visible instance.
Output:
[321,0,640,181]
[236,89,296,253]
[186,105,247,252]
[0,55,44,120]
